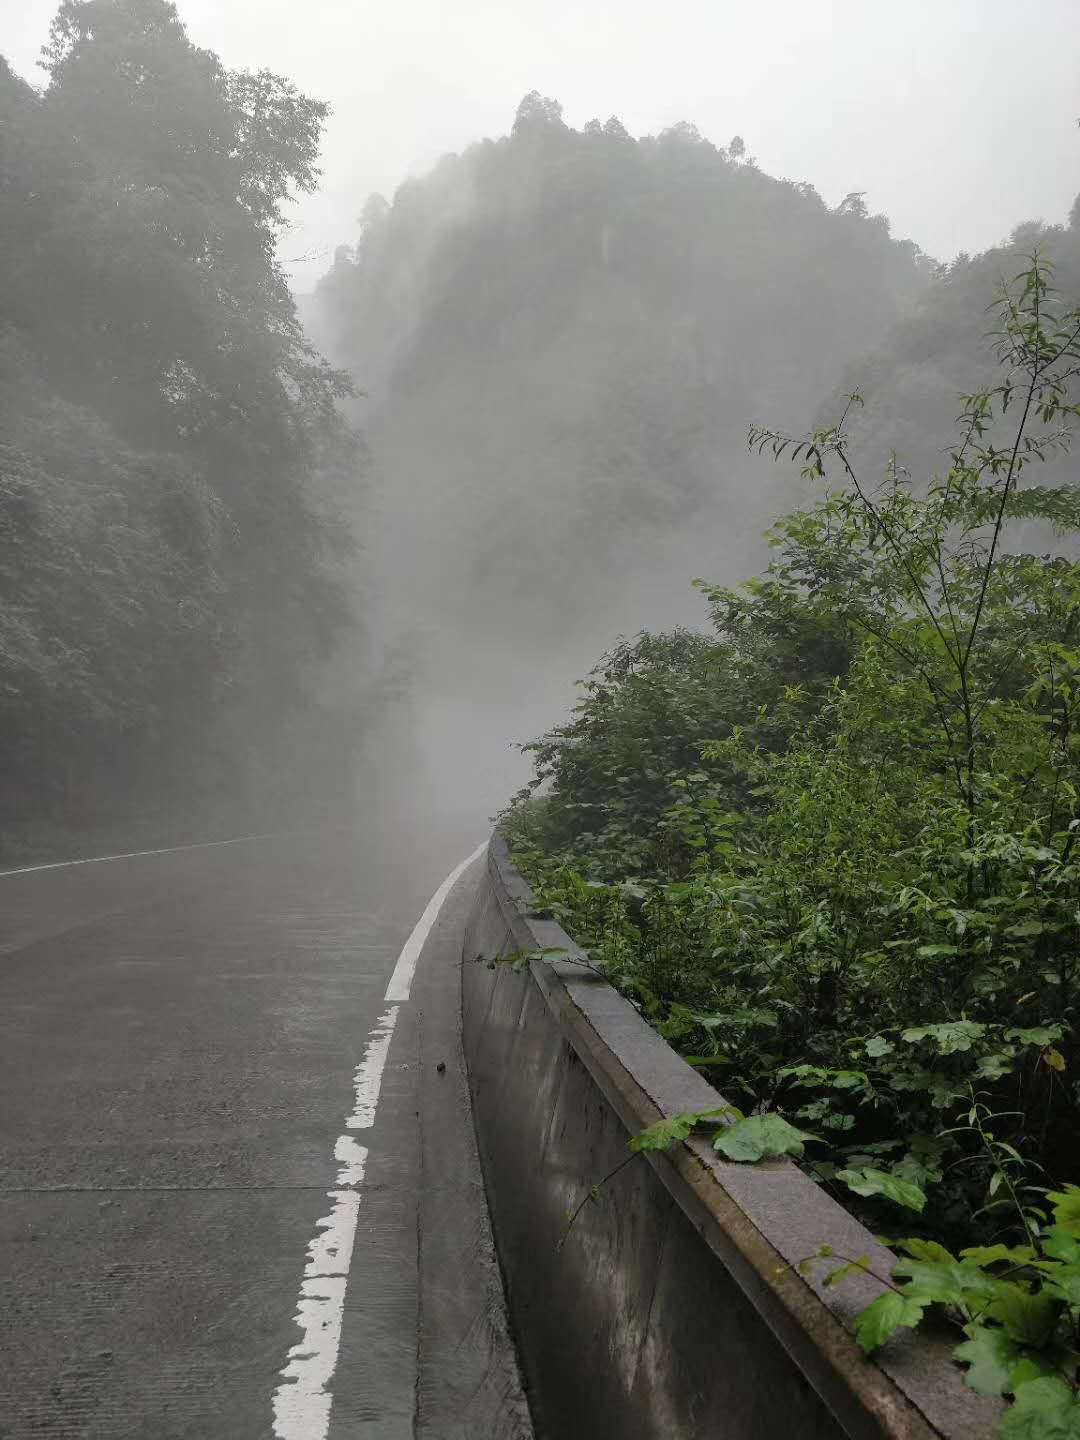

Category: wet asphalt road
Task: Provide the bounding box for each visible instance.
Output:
[0,819,485,1439]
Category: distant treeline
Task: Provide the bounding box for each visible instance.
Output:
[0,1,358,837]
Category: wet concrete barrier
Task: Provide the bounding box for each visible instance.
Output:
[461,834,1001,1440]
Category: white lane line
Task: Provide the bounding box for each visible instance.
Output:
[383,840,486,1004]
[272,1194,360,1440]
[270,843,485,1440]
[345,1005,397,1130]
[0,828,321,878]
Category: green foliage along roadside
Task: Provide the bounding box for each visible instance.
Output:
[504,256,1080,1432]
[0,4,358,839]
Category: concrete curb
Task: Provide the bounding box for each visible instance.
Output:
[461,833,1001,1440]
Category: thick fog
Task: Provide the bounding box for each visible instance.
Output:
[2,0,1079,853]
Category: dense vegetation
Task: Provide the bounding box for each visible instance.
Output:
[7,2,1080,1423]
[505,258,1080,1430]
[826,211,1080,497]
[0,2,358,845]
[312,93,935,678]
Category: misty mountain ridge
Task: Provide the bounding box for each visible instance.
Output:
[312,93,938,682]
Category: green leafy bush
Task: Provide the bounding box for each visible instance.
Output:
[505,255,1080,1432]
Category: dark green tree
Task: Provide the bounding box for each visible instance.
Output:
[0,1,360,839]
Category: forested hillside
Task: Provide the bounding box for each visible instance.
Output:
[819,210,1080,484]
[313,94,936,683]
[6,13,1074,852]
[0,3,359,842]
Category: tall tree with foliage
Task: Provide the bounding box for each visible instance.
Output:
[0,1,358,838]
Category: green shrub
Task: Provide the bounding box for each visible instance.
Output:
[505,255,1080,1432]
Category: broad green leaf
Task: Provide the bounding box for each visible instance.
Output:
[960,1244,1036,1267]
[891,1258,997,1309]
[630,1113,699,1152]
[779,1064,829,1086]
[837,1167,927,1213]
[892,1150,944,1188]
[712,1113,816,1162]
[987,1286,1059,1348]
[1042,1228,1080,1264]
[977,1050,1018,1081]
[1001,1377,1080,1439]
[854,1291,926,1354]
[900,1021,987,1054]
[1007,1026,1064,1048]
[865,1035,893,1057]
[954,1325,1027,1397]
[629,1108,730,1152]
[898,1237,957,1264]
[1010,1357,1060,1390]
[1005,921,1048,939]
[1049,1188,1080,1238]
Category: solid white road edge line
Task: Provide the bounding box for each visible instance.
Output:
[383,840,487,1004]
[270,842,486,1440]
[0,828,320,878]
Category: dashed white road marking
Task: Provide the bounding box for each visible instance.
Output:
[272,1196,360,1440]
[270,842,486,1440]
[332,1136,368,1187]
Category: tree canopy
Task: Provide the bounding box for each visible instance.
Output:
[0,1,356,836]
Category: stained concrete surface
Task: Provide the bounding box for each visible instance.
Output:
[462,835,1001,1440]
[0,819,530,1439]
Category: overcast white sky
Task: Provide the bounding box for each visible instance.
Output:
[4,0,1078,290]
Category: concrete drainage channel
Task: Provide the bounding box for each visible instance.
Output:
[460,834,1003,1440]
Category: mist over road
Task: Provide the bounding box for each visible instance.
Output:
[0,807,498,1438]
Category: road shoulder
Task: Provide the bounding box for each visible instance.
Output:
[330,861,533,1440]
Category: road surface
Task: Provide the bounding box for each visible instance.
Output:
[0,820,531,1439]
